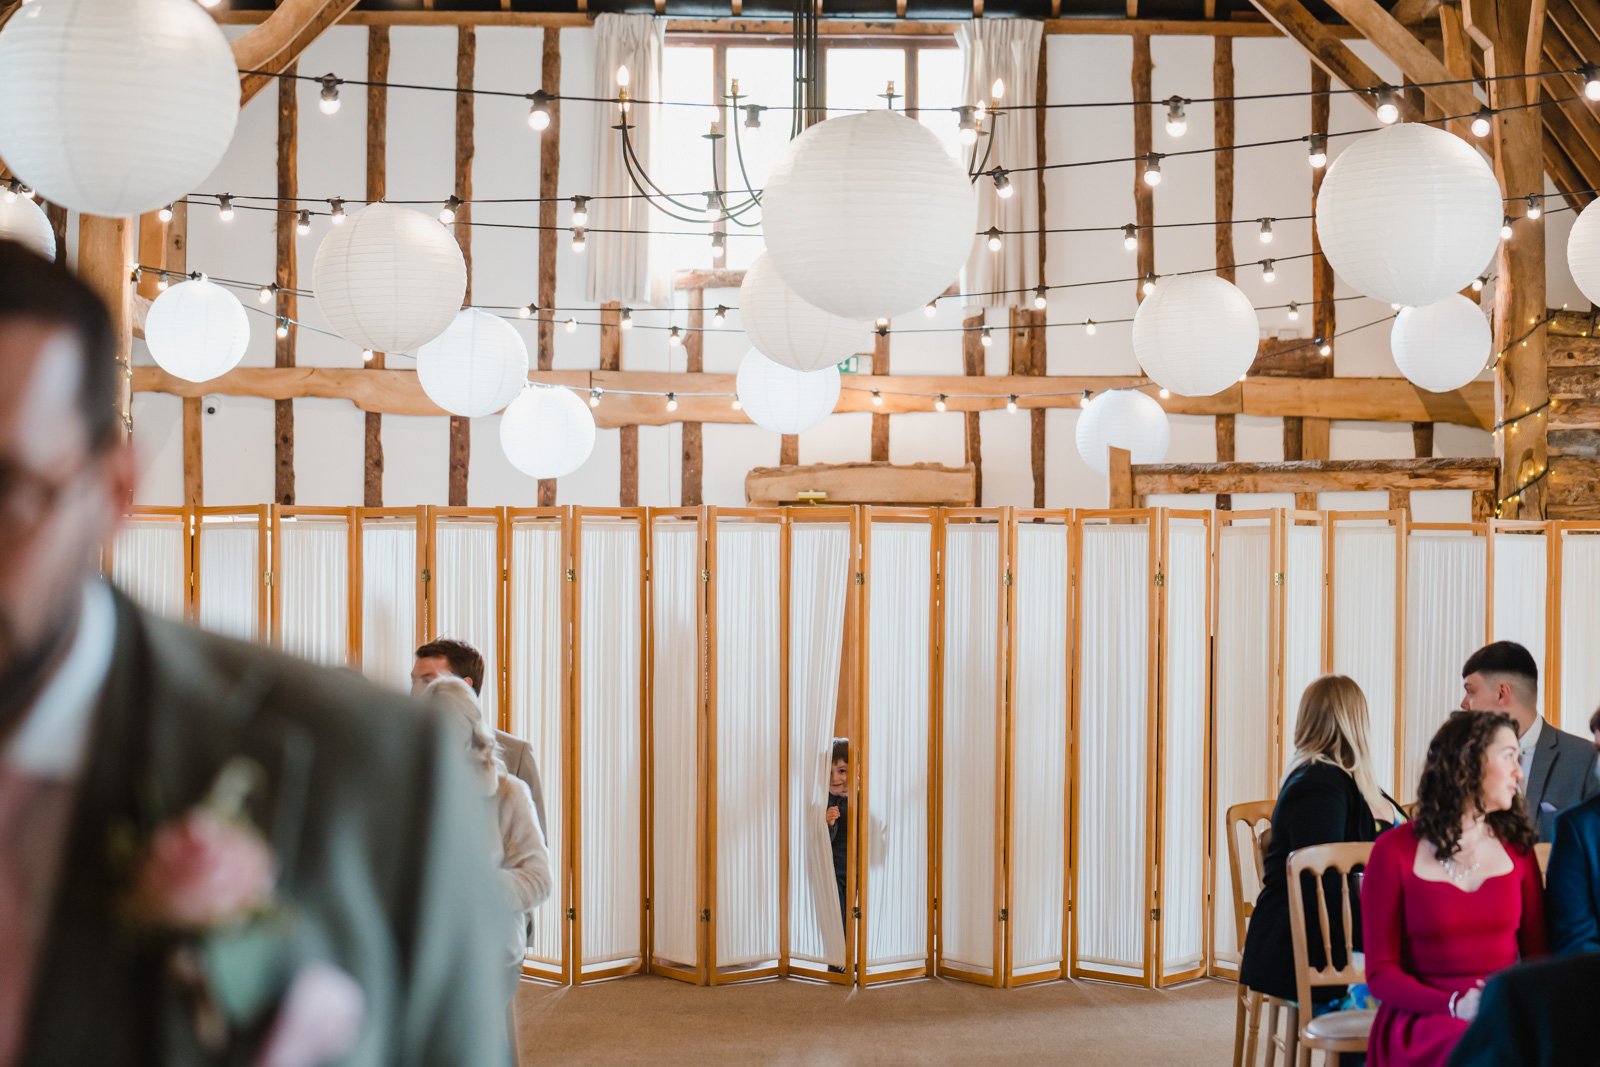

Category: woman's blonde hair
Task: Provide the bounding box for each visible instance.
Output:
[1288,674,1386,814]
[425,674,502,785]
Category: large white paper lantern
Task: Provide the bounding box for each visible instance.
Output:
[416,309,528,417]
[499,386,595,480]
[1390,294,1491,393]
[1315,124,1502,308]
[1075,389,1171,475]
[0,196,55,260]
[313,203,466,353]
[1566,200,1600,306]
[735,349,841,435]
[760,110,977,321]
[0,0,239,218]
[143,277,249,384]
[1132,276,1260,397]
[739,253,867,373]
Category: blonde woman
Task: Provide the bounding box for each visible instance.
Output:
[1239,674,1401,1008]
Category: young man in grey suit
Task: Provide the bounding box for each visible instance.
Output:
[1461,641,1599,840]
[0,242,512,1063]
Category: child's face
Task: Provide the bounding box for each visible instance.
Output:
[830,759,848,795]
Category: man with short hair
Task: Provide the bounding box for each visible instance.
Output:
[1461,640,1598,840]
[412,638,546,837]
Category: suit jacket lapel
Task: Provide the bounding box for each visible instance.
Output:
[1528,718,1561,811]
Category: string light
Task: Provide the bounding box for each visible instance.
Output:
[1085,318,1097,335]
[1471,107,1492,138]
[935,394,948,412]
[1142,275,1156,296]
[258,283,277,304]
[1472,275,1487,292]
[1307,134,1328,169]
[527,90,553,131]
[1,181,14,204]
[712,305,727,326]
[980,326,993,347]
[295,210,312,235]
[992,169,1013,199]
[589,388,603,408]
[565,317,577,333]
[1501,216,1514,240]
[711,230,726,260]
[1258,218,1274,244]
[1261,260,1276,282]
[731,396,742,411]
[875,317,889,329]
[439,196,461,225]
[925,300,938,317]
[1287,301,1300,320]
[156,273,169,291]
[1164,96,1187,138]
[361,349,374,363]
[1033,286,1048,310]
[1143,154,1163,187]
[329,198,346,225]
[571,226,587,253]
[158,203,173,223]
[1158,387,1170,399]
[957,106,979,146]
[668,326,683,346]
[217,195,234,221]
[518,303,534,319]
[986,227,1003,252]
[1374,85,1400,124]
[871,389,884,407]
[1493,465,1550,516]
[318,75,341,115]
[744,104,764,129]
[1123,224,1138,252]
[1526,194,1543,220]
[1007,395,1019,414]
[571,196,589,227]
[1586,67,1600,102]
[621,308,633,329]
[275,318,289,339]
[665,391,678,412]
[1318,338,1332,357]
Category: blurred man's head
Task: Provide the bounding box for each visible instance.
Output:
[1461,641,1540,734]
[411,638,485,696]
[0,240,132,670]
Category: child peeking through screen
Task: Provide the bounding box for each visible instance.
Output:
[827,737,850,937]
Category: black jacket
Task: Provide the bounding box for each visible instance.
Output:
[1447,952,1600,1067]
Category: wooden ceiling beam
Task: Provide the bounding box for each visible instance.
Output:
[1320,0,1482,127]
[1130,456,1497,495]
[1246,0,1415,119]
[233,0,364,105]
[1391,0,1444,24]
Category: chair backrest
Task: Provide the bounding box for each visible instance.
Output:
[1286,841,1373,1030]
[1225,799,1276,952]
[1535,841,1552,882]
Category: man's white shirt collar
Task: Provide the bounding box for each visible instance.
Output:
[1520,714,1543,758]
[2,582,116,780]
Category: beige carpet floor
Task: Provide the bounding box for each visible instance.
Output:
[514,974,1237,1065]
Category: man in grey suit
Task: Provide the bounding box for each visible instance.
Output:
[1462,641,1599,840]
[0,242,511,1064]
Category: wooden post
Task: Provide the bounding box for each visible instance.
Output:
[600,302,637,506]
[962,312,986,505]
[683,291,704,506]
[1132,33,1155,304]
[1032,43,1049,510]
[1010,308,1047,508]
[1214,37,1236,511]
[364,26,389,508]
[164,203,201,508]
[536,28,561,507]
[779,434,800,466]
[1413,421,1434,458]
[1109,445,1134,508]
[45,203,67,266]
[871,328,891,462]
[449,26,475,508]
[274,66,297,506]
[77,217,135,434]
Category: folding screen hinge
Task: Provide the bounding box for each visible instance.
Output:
[932,897,939,911]
[1003,570,1013,587]
[852,907,861,919]
[998,908,1009,922]
[263,571,274,588]
[700,908,712,922]
[1153,571,1165,587]
[566,907,576,921]
[565,568,576,583]
[700,569,711,584]
[1150,907,1161,922]
[644,897,651,912]
[854,572,864,586]
[421,568,432,583]
[1273,571,1285,586]
[188,570,197,594]
[644,568,651,582]
[502,567,509,583]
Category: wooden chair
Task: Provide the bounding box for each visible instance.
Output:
[1535,841,1552,883]
[1226,800,1296,1067]
[1286,842,1376,1067]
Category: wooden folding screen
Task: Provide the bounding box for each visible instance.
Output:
[355,508,425,690]
[1279,510,1330,776]
[108,507,191,621]
[1486,520,1553,690]
[271,506,357,667]
[195,506,270,641]
[1401,523,1486,799]
[1552,523,1600,735]
[1327,512,1406,795]
[428,507,508,721]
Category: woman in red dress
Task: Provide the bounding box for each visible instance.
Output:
[1363,710,1546,1066]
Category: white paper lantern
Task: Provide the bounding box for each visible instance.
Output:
[499,386,596,480]
[1566,200,1600,306]
[313,203,466,353]
[1132,276,1260,397]
[0,0,239,218]
[1390,294,1491,393]
[0,196,55,259]
[143,277,249,384]
[739,253,867,373]
[416,309,529,417]
[1075,389,1171,475]
[735,349,842,435]
[760,110,977,321]
[1315,124,1502,308]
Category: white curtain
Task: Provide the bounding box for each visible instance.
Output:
[650,523,700,969]
[435,519,501,716]
[111,518,186,620]
[787,523,850,970]
[1560,533,1600,735]
[1283,523,1326,768]
[1162,519,1207,977]
[197,517,261,641]
[360,519,417,691]
[1077,523,1150,976]
[713,522,782,969]
[956,19,1042,310]
[865,522,932,972]
[939,523,1000,974]
[1492,532,1547,686]
[1332,524,1400,793]
[1403,535,1485,798]
[579,519,643,967]
[510,519,565,968]
[278,517,349,667]
[1009,521,1068,975]
[1212,523,1273,968]
[587,13,669,307]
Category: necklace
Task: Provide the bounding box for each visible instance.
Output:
[1440,849,1483,887]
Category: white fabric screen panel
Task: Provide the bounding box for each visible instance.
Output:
[1076,523,1151,978]
[435,517,501,716]
[1161,518,1208,979]
[864,521,933,974]
[712,521,782,970]
[1009,521,1069,976]
[359,518,417,692]
[111,517,187,621]
[278,516,350,667]
[1491,532,1547,683]
[787,523,851,970]
[649,522,700,970]
[197,515,262,641]
[1559,532,1600,735]
[1403,534,1485,798]
[1282,523,1326,769]
[577,518,644,969]
[939,522,1001,976]
[1212,523,1274,969]
[1331,524,1400,793]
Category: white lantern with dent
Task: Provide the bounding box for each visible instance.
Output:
[499,386,596,480]
[1566,200,1600,306]
[739,253,867,373]
[143,277,250,384]
[0,196,55,259]
[1315,124,1501,308]
[0,0,239,217]
[1390,294,1491,393]
[416,309,529,417]
[1075,389,1171,475]
[760,110,977,321]
[1132,275,1260,397]
[313,203,466,353]
[735,349,842,435]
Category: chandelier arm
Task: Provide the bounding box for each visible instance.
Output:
[619,121,712,217]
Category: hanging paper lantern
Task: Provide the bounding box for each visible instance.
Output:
[416,309,529,417]
[0,0,239,218]
[739,253,867,373]
[0,195,55,260]
[143,277,250,384]
[313,203,466,353]
[1566,200,1600,306]
[499,386,595,480]
[760,111,977,321]
[735,348,841,435]
[1075,389,1171,475]
[1390,294,1491,393]
[1315,124,1501,308]
[1132,276,1260,397]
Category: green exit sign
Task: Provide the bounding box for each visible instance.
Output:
[838,355,861,374]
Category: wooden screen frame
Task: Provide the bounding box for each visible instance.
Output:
[424,506,509,728]
[269,506,359,664]
[1548,521,1600,735]
[1276,509,1332,780]
[1485,520,1556,715]
[108,506,195,621]
[349,506,428,680]
[192,505,271,639]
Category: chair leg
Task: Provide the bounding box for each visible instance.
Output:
[1235,987,1257,1067]
[1261,1001,1278,1067]
[1294,1042,1310,1067]
[1281,1009,1299,1067]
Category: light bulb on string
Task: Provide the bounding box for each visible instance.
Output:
[1258,218,1274,244]
[438,196,461,225]
[565,317,577,333]
[992,169,1013,199]
[275,318,289,340]
[980,326,993,347]
[1374,85,1400,124]
[1287,301,1300,320]
[527,90,552,131]
[518,303,534,319]
[217,195,234,221]
[1526,195,1543,220]
[571,196,589,227]
[589,388,603,408]
[712,305,727,326]
[711,230,726,260]
[1158,388,1170,399]
[1586,66,1600,101]
[1318,338,1332,357]
[1142,275,1156,296]
[1471,107,1492,138]
[1123,224,1138,252]
[957,106,979,146]
[329,198,346,225]
[158,203,173,223]
[935,394,947,412]
[1472,275,1487,292]
[318,75,341,115]
[986,227,1003,252]
[571,227,587,253]
[620,307,633,329]
[1007,395,1019,414]
[1,181,15,204]
[924,300,938,317]
[744,104,764,129]
[875,317,889,329]
[1307,134,1328,169]
[258,283,276,304]
[156,273,169,292]
[1501,215,1513,241]
[361,349,374,364]
[1261,260,1276,283]
[731,396,742,411]
[1085,318,1097,335]
[665,392,678,413]
[871,389,884,407]
[1143,154,1162,187]
[295,210,311,235]
[668,326,683,347]
[1164,97,1187,137]
[1033,286,1048,310]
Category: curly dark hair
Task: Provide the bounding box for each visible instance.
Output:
[1413,710,1536,860]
